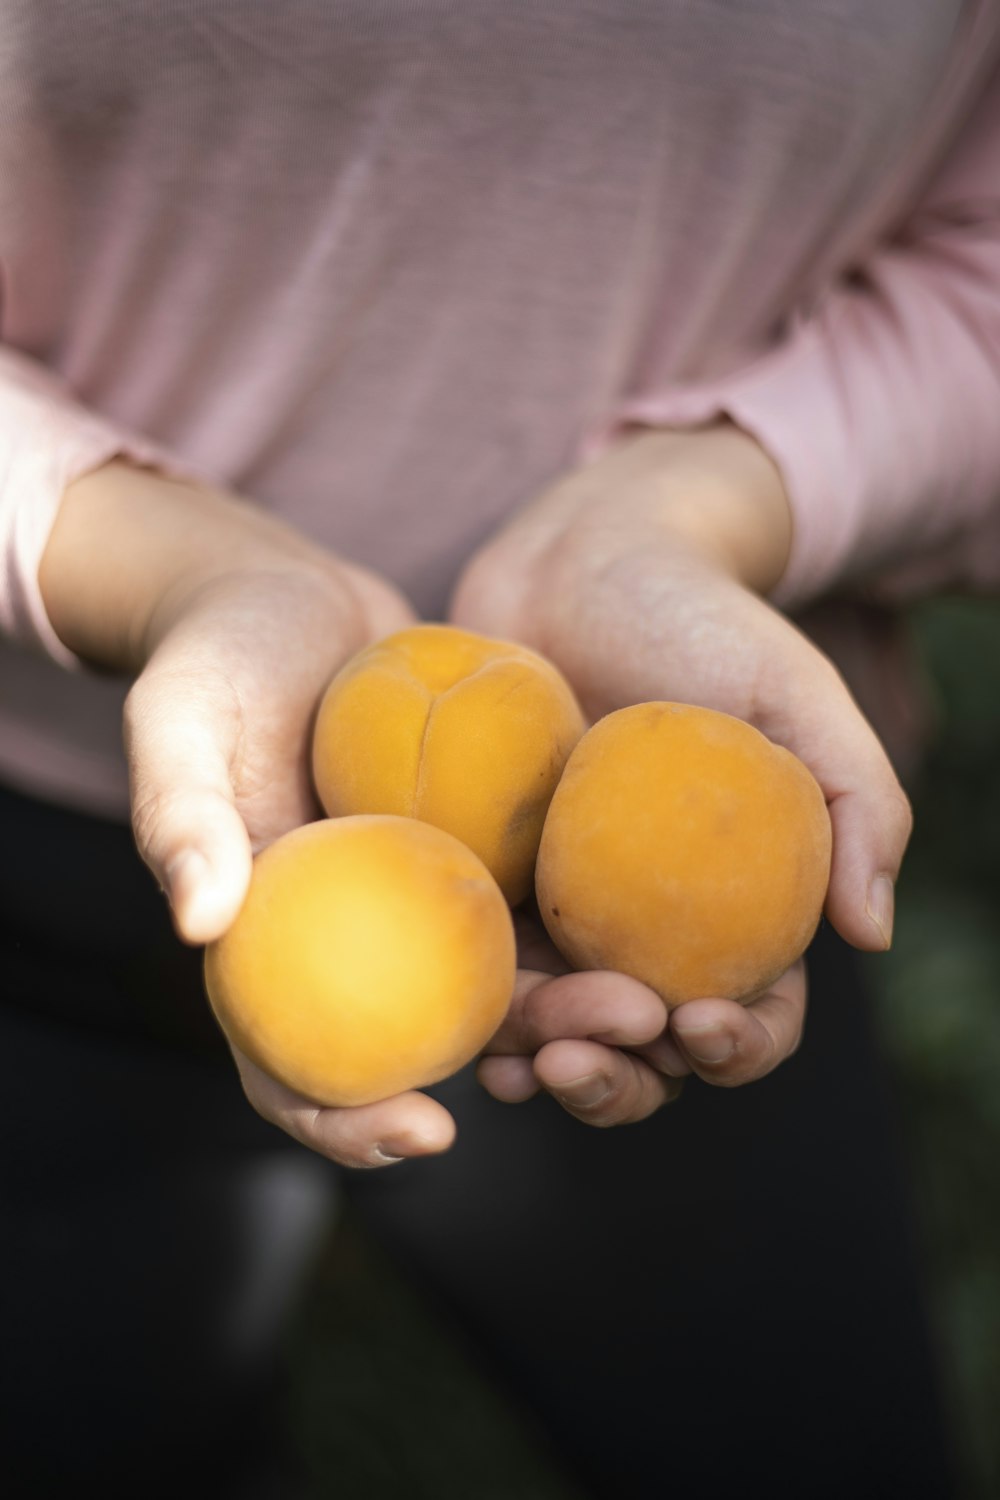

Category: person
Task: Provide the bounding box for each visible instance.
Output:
[2,3,998,1494]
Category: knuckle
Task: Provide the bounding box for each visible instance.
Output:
[129,784,187,864]
[557,1078,625,1127]
[591,1076,673,1122]
[890,786,915,846]
[867,770,913,852]
[567,1070,663,1126]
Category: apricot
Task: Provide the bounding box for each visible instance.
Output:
[204,815,516,1106]
[536,703,832,1005]
[312,624,585,905]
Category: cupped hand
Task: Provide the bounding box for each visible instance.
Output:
[474,913,806,1123]
[451,424,911,1110]
[134,560,477,1165]
[44,461,458,1166]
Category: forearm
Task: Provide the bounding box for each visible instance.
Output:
[38,459,338,671]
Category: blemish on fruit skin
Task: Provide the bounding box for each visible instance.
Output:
[551,907,560,918]
[505,794,546,840]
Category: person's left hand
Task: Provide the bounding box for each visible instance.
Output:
[451,423,911,1121]
[473,910,805,1124]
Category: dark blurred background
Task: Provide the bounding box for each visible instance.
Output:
[865,595,1000,1500]
[283,596,1000,1499]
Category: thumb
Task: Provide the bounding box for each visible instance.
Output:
[773,647,913,954]
[124,668,252,944]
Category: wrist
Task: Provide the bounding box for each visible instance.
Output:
[39,459,338,670]
[618,423,793,594]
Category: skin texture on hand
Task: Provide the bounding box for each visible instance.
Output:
[33,436,910,1157]
[451,423,912,1122]
[40,461,462,1167]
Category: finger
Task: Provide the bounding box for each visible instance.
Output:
[668,960,807,1087]
[476,1054,541,1103]
[233,1051,456,1168]
[125,666,251,944]
[615,582,912,958]
[340,560,421,639]
[793,600,931,783]
[533,1038,683,1126]
[761,640,912,954]
[825,770,910,951]
[484,968,667,1057]
[479,984,695,1104]
[630,1030,693,1079]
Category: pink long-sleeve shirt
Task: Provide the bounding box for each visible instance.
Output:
[2,1,1000,818]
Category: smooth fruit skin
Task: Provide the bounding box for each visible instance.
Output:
[204,816,516,1106]
[536,703,833,1006]
[311,624,585,906]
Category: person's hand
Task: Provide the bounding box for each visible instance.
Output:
[475,910,688,1125]
[451,424,912,1114]
[40,459,458,1166]
[793,598,932,785]
[473,911,805,1123]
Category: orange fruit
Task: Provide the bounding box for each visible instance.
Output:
[205,815,516,1105]
[536,703,832,1004]
[312,624,585,905]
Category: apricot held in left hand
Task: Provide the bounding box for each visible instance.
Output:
[536,702,832,1006]
[311,624,585,905]
[204,815,516,1106]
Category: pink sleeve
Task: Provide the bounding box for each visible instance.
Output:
[597,63,1000,608]
[0,346,178,666]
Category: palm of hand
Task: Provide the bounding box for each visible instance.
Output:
[128,560,415,911]
[449,432,910,1112]
[128,559,476,1169]
[129,434,909,1154]
[132,553,692,1152]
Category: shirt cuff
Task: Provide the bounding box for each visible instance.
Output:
[0,348,191,667]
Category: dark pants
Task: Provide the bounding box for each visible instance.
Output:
[0,783,955,1497]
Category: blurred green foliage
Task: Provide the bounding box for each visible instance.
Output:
[867,597,1000,1500]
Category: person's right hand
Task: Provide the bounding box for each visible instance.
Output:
[40,459,457,1167]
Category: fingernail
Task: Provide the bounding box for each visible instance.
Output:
[371,1144,406,1166]
[866,874,895,949]
[676,1024,735,1065]
[554,1073,612,1109]
[375,1133,441,1161]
